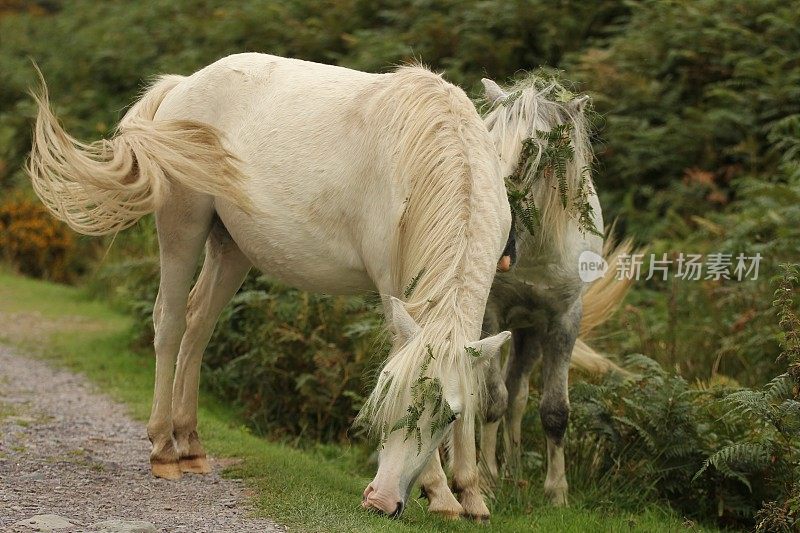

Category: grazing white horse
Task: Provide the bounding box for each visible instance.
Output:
[27,53,512,518]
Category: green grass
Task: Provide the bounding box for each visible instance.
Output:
[0,271,716,532]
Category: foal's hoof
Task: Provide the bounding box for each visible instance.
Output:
[545,486,568,507]
[179,455,212,474]
[151,460,183,480]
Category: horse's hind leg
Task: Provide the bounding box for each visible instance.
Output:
[148,193,214,480]
[539,302,581,506]
[171,220,251,474]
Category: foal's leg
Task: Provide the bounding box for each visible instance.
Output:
[172,221,251,474]
[478,309,508,482]
[148,195,214,480]
[539,302,580,506]
[479,344,508,482]
[503,327,541,473]
[418,451,462,519]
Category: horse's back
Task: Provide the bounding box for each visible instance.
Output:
[150,54,502,297]
[150,55,397,294]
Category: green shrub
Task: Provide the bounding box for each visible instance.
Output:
[0,192,94,281]
[203,275,386,441]
[508,265,800,529]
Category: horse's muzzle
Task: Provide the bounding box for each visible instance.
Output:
[389,501,405,519]
[497,225,517,272]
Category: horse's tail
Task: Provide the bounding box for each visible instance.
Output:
[27,71,250,236]
[570,238,637,375]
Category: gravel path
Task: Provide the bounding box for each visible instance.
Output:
[0,344,283,532]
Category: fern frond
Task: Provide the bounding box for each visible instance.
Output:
[696,442,771,491]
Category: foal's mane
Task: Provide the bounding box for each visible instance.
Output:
[483,75,595,261]
[357,65,500,437]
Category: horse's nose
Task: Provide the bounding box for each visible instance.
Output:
[498,225,517,272]
[389,501,405,519]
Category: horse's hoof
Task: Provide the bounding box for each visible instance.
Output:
[427,498,464,520]
[179,454,212,474]
[459,493,490,522]
[151,460,183,480]
[462,512,490,523]
[545,486,568,507]
[430,509,462,521]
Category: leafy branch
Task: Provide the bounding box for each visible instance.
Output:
[506,122,601,238]
[388,345,455,453]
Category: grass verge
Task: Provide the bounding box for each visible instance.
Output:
[0,272,714,532]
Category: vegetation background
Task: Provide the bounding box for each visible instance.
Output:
[1,0,798,530]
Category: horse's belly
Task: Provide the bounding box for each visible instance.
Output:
[216,203,376,295]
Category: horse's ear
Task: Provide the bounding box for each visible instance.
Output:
[388,296,421,344]
[568,95,591,114]
[467,331,512,368]
[481,78,508,105]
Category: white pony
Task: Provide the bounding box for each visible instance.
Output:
[415,76,634,515]
[479,76,605,505]
[27,53,512,518]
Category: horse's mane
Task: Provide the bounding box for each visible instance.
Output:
[357,65,502,439]
[482,75,595,263]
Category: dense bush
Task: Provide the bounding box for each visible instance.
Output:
[203,275,387,441]
[91,261,388,441]
[0,192,92,281]
[512,266,800,529]
[573,0,800,226]
[594,98,800,386]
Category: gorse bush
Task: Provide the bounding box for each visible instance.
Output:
[0,192,92,281]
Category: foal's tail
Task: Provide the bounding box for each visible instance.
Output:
[27,71,249,236]
[570,238,636,375]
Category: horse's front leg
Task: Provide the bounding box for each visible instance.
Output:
[539,302,581,506]
[503,328,541,473]
[418,450,463,519]
[452,418,490,520]
[477,308,508,483]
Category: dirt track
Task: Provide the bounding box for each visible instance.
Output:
[0,344,283,532]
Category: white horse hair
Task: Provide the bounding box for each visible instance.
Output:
[481,76,595,267]
[27,53,512,519]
